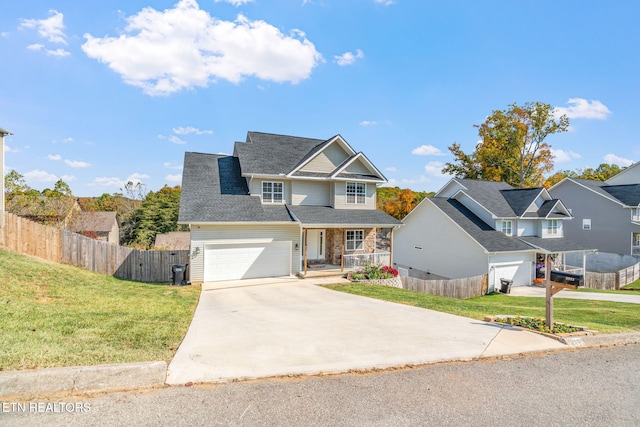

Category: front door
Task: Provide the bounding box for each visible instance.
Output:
[306,229,325,261]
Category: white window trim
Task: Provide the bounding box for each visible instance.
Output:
[583,218,591,230]
[547,219,559,235]
[346,182,366,204]
[632,208,640,222]
[346,229,364,251]
[501,220,513,236]
[262,181,284,204]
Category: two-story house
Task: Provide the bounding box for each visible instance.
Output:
[394,179,595,290]
[550,170,640,257]
[178,132,402,283]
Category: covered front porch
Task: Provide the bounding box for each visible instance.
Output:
[300,227,393,278]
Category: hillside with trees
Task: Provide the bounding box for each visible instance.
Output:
[377,187,433,220]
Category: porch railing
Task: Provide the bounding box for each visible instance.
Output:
[560,265,584,275]
[343,252,391,270]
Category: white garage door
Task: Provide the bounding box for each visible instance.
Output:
[492,262,531,289]
[204,242,291,282]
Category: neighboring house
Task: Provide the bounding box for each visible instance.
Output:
[70,211,120,243]
[178,131,402,283]
[7,195,80,228]
[550,177,640,257]
[394,179,595,290]
[154,231,190,250]
[605,161,639,185]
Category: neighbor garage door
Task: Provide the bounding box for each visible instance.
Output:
[492,262,531,289]
[203,242,291,282]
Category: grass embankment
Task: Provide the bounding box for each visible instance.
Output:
[0,248,200,371]
[325,283,640,334]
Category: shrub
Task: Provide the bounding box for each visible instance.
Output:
[351,262,397,280]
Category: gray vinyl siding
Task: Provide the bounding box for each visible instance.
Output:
[551,181,640,255]
[300,144,349,173]
[333,181,376,210]
[249,179,292,205]
[189,224,301,282]
[345,160,372,175]
[394,200,487,279]
[292,180,331,206]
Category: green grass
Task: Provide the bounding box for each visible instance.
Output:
[324,283,640,334]
[622,279,640,291]
[0,248,200,371]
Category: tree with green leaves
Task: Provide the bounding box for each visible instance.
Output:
[544,163,624,188]
[125,185,188,248]
[443,102,570,188]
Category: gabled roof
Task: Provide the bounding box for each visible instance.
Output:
[235,132,326,176]
[329,152,386,182]
[429,197,591,254]
[178,152,294,223]
[429,197,533,253]
[71,211,118,233]
[552,178,640,207]
[440,179,563,219]
[606,161,638,185]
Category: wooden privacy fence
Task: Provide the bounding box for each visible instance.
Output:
[585,262,640,290]
[2,212,62,262]
[62,231,189,282]
[1,212,189,283]
[400,274,487,299]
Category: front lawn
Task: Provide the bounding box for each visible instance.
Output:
[0,248,200,371]
[324,283,640,334]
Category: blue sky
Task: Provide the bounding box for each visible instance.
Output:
[1,0,639,197]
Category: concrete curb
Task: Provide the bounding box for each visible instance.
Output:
[0,361,167,398]
[560,332,640,347]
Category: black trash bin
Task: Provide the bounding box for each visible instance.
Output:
[171,263,189,286]
[500,278,513,294]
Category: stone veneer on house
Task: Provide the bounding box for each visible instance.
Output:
[325,227,376,265]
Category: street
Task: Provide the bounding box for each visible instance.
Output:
[3,345,639,426]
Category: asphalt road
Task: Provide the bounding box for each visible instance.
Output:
[3,345,639,426]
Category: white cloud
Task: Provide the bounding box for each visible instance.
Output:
[23,169,59,183]
[551,149,582,163]
[554,98,611,120]
[173,126,213,135]
[603,154,634,167]
[424,161,445,176]
[165,173,183,183]
[27,43,45,51]
[214,0,254,5]
[401,176,430,185]
[335,49,364,66]
[360,120,378,126]
[374,0,396,5]
[60,175,77,182]
[82,0,323,96]
[412,145,445,156]
[4,145,19,153]
[64,159,91,168]
[128,173,150,184]
[19,10,68,44]
[385,166,397,172]
[45,48,70,57]
[48,154,62,160]
[169,135,186,145]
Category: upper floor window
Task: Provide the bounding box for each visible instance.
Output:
[547,219,559,235]
[583,219,591,230]
[346,182,366,204]
[633,208,640,222]
[501,220,513,236]
[262,181,284,204]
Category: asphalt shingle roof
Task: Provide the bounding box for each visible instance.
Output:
[429,197,533,253]
[517,236,596,253]
[602,184,640,206]
[178,152,294,223]
[235,132,326,175]
[287,205,402,227]
[71,211,117,233]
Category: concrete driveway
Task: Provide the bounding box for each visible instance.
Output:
[166,277,564,385]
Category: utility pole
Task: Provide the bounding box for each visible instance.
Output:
[0,127,13,236]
